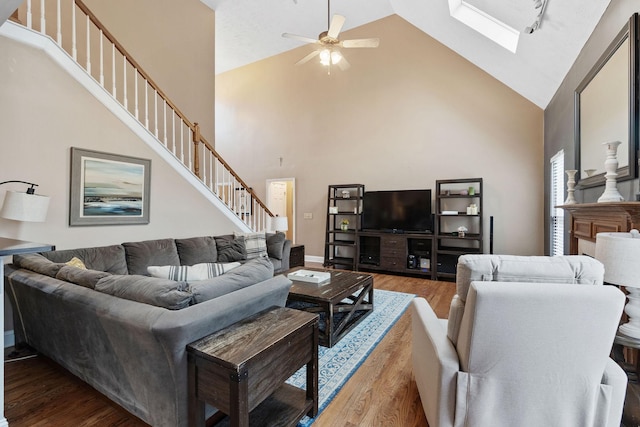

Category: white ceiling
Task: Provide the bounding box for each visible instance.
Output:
[203,0,612,108]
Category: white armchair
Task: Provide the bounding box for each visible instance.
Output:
[412,255,627,427]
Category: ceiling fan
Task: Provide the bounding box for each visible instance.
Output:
[282,0,380,72]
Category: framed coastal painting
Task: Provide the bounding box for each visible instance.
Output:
[69,147,151,226]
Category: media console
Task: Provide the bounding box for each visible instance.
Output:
[357,231,434,279]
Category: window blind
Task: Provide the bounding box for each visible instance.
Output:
[550,151,565,256]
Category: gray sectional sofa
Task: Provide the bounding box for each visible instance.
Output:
[3,232,293,427]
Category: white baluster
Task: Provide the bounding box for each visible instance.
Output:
[40,0,45,34]
[163,101,167,145]
[99,30,104,85]
[71,3,77,60]
[144,81,149,128]
[26,0,32,29]
[180,121,184,164]
[172,113,176,155]
[85,15,90,74]
[154,91,158,137]
[56,0,61,44]
[134,69,139,120]
[111,44,116,97]
[123,57,127,110]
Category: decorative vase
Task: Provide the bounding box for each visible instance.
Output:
[564,169,577,204]
[597,141,625,203]
[341,223,348,231]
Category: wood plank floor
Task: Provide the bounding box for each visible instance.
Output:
[4,266,456,426]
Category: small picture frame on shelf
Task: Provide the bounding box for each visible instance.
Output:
[329,206,339,214]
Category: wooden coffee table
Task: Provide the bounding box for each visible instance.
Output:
[286,268,374,347]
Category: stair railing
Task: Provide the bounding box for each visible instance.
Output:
[16,0,273,231]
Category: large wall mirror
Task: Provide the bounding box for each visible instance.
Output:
[575,13,638,188]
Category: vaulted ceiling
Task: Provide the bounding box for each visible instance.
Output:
[203,0,612,108]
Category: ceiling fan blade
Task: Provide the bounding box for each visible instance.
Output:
[337,56,351,71]
[295,50,320,66]
[341,38,380,48]
[282,33,319,44]
[327,14,345,39]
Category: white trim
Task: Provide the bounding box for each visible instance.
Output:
[4,331,13,349]
[447,0,520,53]
[0,21,250,232]
[305,255,324,264]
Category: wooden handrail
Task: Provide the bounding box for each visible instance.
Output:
[74,0,193,130]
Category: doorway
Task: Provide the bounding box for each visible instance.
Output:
[266,178,295,242]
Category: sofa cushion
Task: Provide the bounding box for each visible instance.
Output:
[123,239,180,276]
[189,257,274,303]
[41,245,128,274]
[147,262,241,281]
[12,253,64,277]
[266,232,286,260]
[95,274,192,310]
[234,231,267,259]
[56,265,111,289]
[175,236,218,265]
[215,235,247,262]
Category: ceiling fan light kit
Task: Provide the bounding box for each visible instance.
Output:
[282,0,379,73]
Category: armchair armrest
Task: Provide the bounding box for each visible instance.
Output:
[412,297,459,427]
[602,357,627,427]
[280,239,292,271]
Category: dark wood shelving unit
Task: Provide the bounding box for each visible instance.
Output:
[357,231,435,279]
[324,184,364,271]
[435,178,484,280]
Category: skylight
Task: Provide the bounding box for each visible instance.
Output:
[448,0,520,53]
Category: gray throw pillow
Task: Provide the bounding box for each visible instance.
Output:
[41,245,128,274]
[56,265,111,289]
[189,257,274,304]
[123,239,180,276]
[95,275,192,310]
[266,232,286,260]
[13,253,64,278]
[215,236,247,262]
[175,236,218,265]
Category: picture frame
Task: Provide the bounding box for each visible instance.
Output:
[70,147,151,226]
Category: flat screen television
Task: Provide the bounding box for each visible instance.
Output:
[362,189,432,233]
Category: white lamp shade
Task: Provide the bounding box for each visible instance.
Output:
[271,216,288,232]
[1,191,50,222]
[595,230,640,287]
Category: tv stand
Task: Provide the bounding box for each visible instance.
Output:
[357,231,434,279]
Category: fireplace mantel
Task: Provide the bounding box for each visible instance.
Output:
[559,202,640,255]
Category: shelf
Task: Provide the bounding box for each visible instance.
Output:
[435,178,483,281]
[325,256,355,266]
[326,240,356,247]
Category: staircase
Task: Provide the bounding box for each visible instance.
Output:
[2,0,273,232]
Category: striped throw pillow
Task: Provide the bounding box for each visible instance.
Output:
[147,262,241,281]
[233,232,268,260]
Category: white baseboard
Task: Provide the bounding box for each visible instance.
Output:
[4,331,14,349]
[304,255,324,264]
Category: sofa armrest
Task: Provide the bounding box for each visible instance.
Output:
[412,297,459,427]
[602,357,627,427]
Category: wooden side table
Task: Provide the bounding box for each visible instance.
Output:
[289,244,305,268]
[187,307,318,427]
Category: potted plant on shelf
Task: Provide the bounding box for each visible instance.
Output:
[340,219,350,231]
[457,226,468,237]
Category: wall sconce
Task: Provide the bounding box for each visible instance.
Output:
[0,180,50,222]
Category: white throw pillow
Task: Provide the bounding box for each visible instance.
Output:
[147,262,241,281]
[233,231,268,259]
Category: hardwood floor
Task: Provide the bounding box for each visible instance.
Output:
[4,266,456,426]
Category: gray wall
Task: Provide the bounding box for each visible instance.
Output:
[544,1,640,254]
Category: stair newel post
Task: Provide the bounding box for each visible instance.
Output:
[193,122,201,179]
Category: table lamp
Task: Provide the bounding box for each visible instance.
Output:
[270,216,288,234]
[0,181,50,222]
[595,229,640,339]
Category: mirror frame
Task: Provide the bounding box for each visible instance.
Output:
[575,13,639,188]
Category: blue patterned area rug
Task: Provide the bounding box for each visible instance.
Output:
[286,289,415,427]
